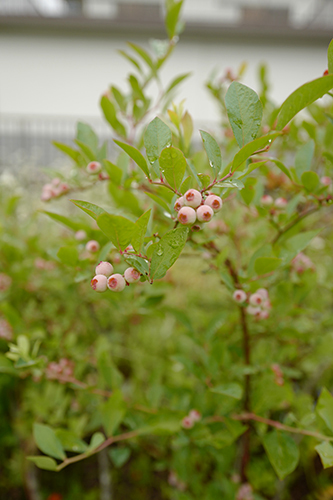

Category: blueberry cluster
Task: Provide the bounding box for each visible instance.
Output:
[91,261,141,293]
[174,189,223,225]
[233,288,271,320]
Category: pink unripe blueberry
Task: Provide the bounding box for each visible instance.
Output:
[86,240,100,253]
[274,197,287,208]
[124,267,141,283]
[95,261,113,277]
[249,293,263,306]
[188,409,201,422]
[233,290,247,303]
[204,194,223,212]
[59,182,69,193]
[178,206,196,225]
[75,230,87,241]
[174,196,185,212]
[246,306,261,316]
[52,178,61,186]
[196,205,214,222]
[256,288,269,300]
[184,189,202,208]
[107,273,126,292]
[87,161,102,174]
[261,194,274,206]
[321,176,332,186]
[91,274,108,292]
[181,416,194,429]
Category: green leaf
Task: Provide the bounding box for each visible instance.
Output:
[71,200,106,221]
[145,192,171,214]
[267,158,292,180]
[232,133,281,171]
[97,213,135,251]
[127,42,155,71]
[101,390,127,437]
[216,179,245,190]
[57,246,79,267]
[42,211,81,231]
[225,81,263,148]
[283,230,321,255]
[97,350,123,390]
[124,255,150,276]
[315,441,333,469]
[74,139,95,161]
[54,430,88,454]
[165,0,183,39]
[86,432,105,454]
[27,456,58,471]
[144,117,172,165]
[328,39,333,74]
[263,431,299,480]
[165,72,191,96]
[150,226,189,280]
[111,86,127,112]
[132,210,151,253]
[159,146,187,191]
[52,141,81,164]
[76,122,98,154]
[301,171,319,192]
[33,423,66,461]
[103,160,123,185]
[295,140,315,178]
[100,95,126,137]
[199,130,222,179]
[109,447,131,468]
[114,140,150,178]
[210,383,243,400]
[276,75,333,130]
[254,257,282,275]
[118,49,142,74]
[317,388,333,432]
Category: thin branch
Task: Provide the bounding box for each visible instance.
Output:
[202,170,233,193]
[149,179,180,196]
[272,205,320,245]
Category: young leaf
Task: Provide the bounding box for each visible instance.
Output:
[276,75,333,130]
[27,456,58,471]
[263,431,299,480]
[165,0,184,39]
[225,82,263,148]
[114,140,150,178]
[144,117,172,164]
[316,388,333,432]
[301,171,319,192]
[145,192,171,214]
[55,430,88,454]
[86,432,105,454]
[199,130,222,180]
[159,146,187,191]
[76,122,98,154]
[74,139,95,161]
[97,213,135,251]
[71,200,106,221]
[52,142,81,164]
[118,49,142,74]
[232,133,281,171]
[100,95,126,137]
[103,160,123,185]
[150,226,188,280]
[132,210,151,254]
[328,39,333,74]
[101,390,127,437]
[315,441,333,469]
[33,423,66,461]
[127,42,155,71]
[164,72,191,96]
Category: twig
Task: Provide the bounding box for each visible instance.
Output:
[272,206,320,245]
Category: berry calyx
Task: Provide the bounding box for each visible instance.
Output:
[86,161,102,174]
[91,274,108,292]
[86,240,100,253]
[124,267,141,284]
[107,274,126,292]
[204,194,222,212]
[174,196,185,212]
[178,206,196,225]
[196,205,214,222]
[95,261,113,277]
[184,189,202,208]
[233,290,247,303]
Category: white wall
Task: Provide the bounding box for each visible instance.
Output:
[0,31,329,126]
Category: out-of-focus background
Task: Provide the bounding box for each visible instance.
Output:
[0,0,332,170]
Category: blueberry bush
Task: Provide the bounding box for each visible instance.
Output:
[2,2,333,499]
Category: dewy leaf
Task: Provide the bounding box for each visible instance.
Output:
[100,95,127,137]
[33,423,66,461]
[159,146,187,191]
[302,171,319,192]
[27,456,58,471]
[225,82,263,148]
[254,257,282,275]
[276,75,333,130]
[114,140,150,178]
[210,383,243,400]
[144,117,172,164]
[232,133,281,171]
[71,200,106,221]
[150,226,189,280]
[132,210,151,254]
[97,213,135,251]
[295,140,315,177]
[317,388,333,432]
[328,39,333,74]
[200,130,222,179]
[315,441,333,469]
[263,431,300,480]
[101,390,127,437]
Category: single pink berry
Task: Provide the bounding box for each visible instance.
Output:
[188,409,201,422]
[258,310,270,320]
[256,288,269,300]
[274,197,287,208]
[174,196,185,212]
[86,240,100,253]
[90,274,108,292]
[261,195,273,206]
[246,306,261,316]
[196,205,214,222]
[178,206,196,225]
[233,290,247,303]
[124,267,141,284]
[107,273,126,292]
[204,194,222,212]
[249,293,263,306]
[95,261,114,277]
[75,230,87,241]
[184,189,202,208]
[181,416,194,429]
[59,182,69,193]
[320,176,331,186]
[87,161,102,174]
[52,178,61,186]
